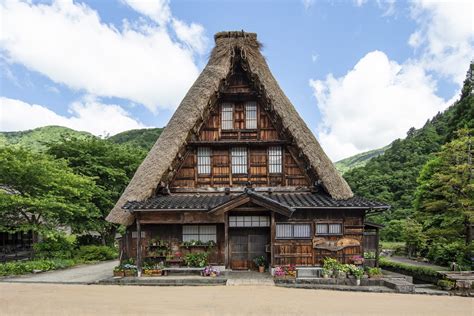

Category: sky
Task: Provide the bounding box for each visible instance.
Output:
[0,0,473,161]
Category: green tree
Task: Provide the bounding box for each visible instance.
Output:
[415,129,473,247]
[47,137,146,244]
[0,147,99,242]
[401,219,427,258]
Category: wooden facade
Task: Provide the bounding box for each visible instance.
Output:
[121,51,387,272]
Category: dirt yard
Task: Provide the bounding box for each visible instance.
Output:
[1,283,472,315]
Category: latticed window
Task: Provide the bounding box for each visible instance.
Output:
[221,103,234,130]
[276,223,311,239]
[197,147,211,175]
[245,101,257,129]
[231,147,247,174]
[316,223,342,235]
[268,146,282,173]
[182,225,216,242]
[229,216,270,227]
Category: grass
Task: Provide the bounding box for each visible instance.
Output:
[380,241,405,250]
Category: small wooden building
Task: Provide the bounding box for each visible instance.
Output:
[107,31,389,271]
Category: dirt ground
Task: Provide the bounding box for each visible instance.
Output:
[1,283,472,316]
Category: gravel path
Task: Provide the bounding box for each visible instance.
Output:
[1,260,118,284]
[1,283,472,315]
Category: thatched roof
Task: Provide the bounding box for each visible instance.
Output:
[106,31,353,226]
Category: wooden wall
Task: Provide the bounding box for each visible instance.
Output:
[272,210,365,266]
[124,224,225,265]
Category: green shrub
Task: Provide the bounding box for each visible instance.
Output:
[427,240,471,267]
[74,245,118,262]
[437,279,455,290]
[34,233,77,259]
[367,267,383,277]
[379,257,441,283]
[0,259,76,276]
[183,252,208,267]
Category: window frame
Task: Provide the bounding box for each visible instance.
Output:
[268,146,283,174]
[182,225,217,242]
[197,147,212,175]
[244,101,257,129]
[231,147,248,174]
[315,222,343,236]
[275,222,312,240]
[221,103,234,130]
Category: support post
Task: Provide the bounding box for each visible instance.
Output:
[375,228,380,268]
[270,212,275,268]
[136,215,142,277]
[224,212,229,269]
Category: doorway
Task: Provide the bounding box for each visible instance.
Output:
[229,228,269,270]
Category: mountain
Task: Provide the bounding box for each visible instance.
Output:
[107,128,163,150]
[0,126,92,151]
[335,145,390,174]
[343,63,474,228]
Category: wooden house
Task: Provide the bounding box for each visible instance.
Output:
[106,31,388,272]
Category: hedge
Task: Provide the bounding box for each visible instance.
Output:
[379,257,442,284]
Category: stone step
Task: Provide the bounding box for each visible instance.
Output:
[296,267,323,278]
[383,278,415,293]
[226,279,275,286]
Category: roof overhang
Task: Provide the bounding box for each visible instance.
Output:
[208,190,294,217]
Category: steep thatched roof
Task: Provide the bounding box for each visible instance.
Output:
[106,31,353,226]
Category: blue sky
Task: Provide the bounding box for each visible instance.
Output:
[1,0,472,160]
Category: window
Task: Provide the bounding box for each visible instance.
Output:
[197,147,211,175]
[276,223,311,239]
[316,223,342,235]
[182,225,216,242]
[229,216,270,227]
[245,102,257,129]
[268,146,282,173]
[221,103,234,130]
[231,147,247,174]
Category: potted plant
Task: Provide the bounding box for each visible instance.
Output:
[201,266,220,277]
[253,256,267,273]
[351,267,364,286]
[322,268,330,279]
[113,265,125,277]
[367,267,383,279]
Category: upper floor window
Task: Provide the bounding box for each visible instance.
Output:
[316,223,342,235]
[268,146,282,173]
[245,102,257,129]
[221,103,234,130]
[231,147,247,174]
[197,147,211,175]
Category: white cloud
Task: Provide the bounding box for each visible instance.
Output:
[409,0,474,84]
[0,96,147,136]
[310,51,447,161]
[0,0,208,112]
[172,19,207,54]
[121,0,171,25]
[311,54,319,63]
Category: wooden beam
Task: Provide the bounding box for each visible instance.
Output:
[270,212,275,268]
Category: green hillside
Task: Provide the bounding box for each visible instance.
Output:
[335,145,390,174]
[0,126,92,151]
[108,128,163,150]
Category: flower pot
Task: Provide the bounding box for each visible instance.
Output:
[356,279,361,286]
[113,271,125,277]
[258,266,265,273]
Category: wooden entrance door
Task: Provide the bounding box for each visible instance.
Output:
[230,228,269,270]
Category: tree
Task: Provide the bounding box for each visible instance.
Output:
[401,219,427,258]
[415,129,473,265]
[0,147,99,242]
[47,137,146,244]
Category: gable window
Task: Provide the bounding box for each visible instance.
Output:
[268,146,283,173]
[316,223,342,235]
[245,101,257,129]
[276,223,311,239]
[231,147,247,174]
[182,225,216,242]
[197,147,211,175]
[221,103,234,130]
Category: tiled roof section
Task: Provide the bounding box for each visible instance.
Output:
[124,192,389,211]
